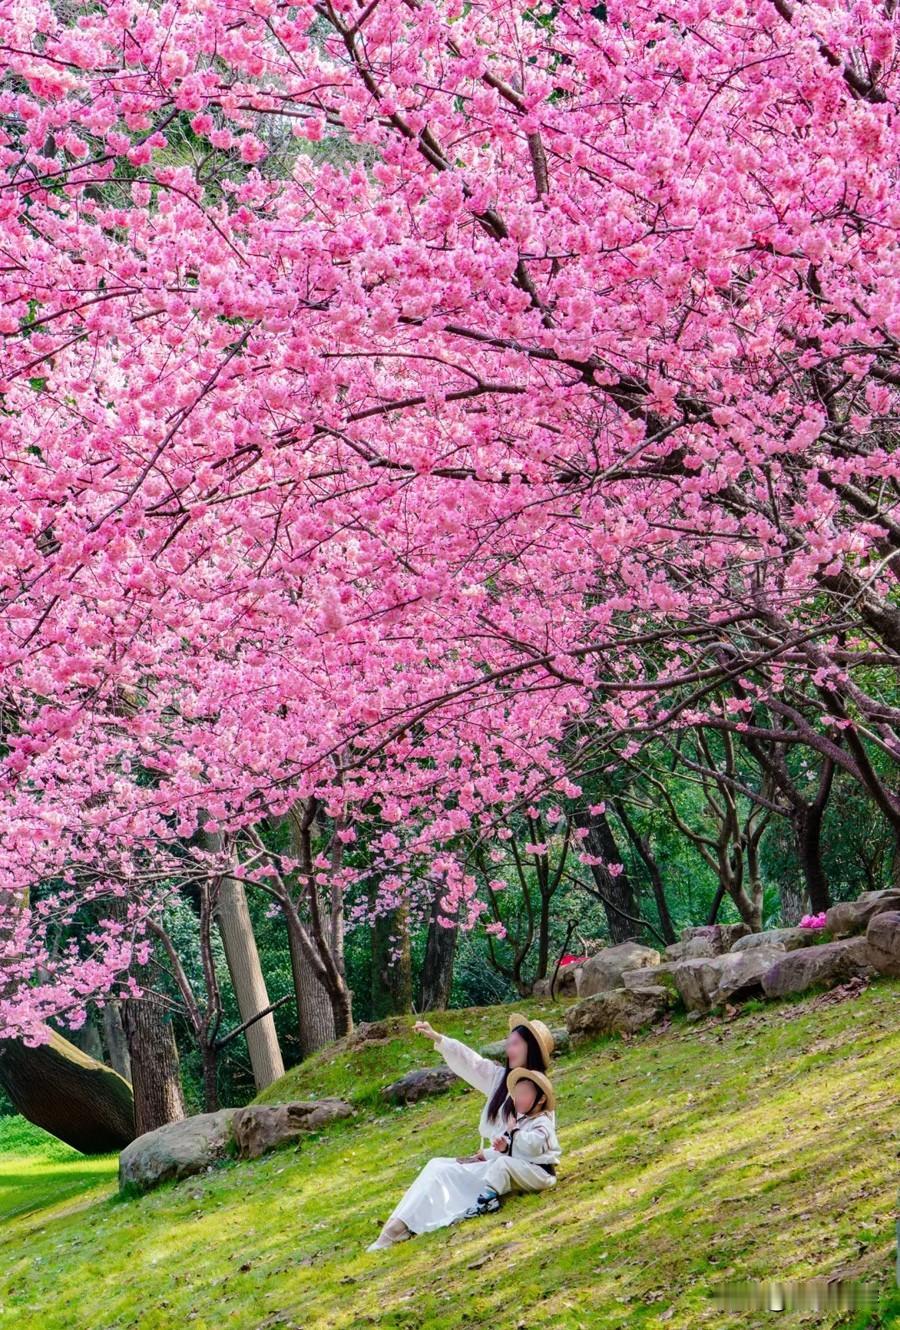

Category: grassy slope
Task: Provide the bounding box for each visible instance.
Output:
[0,1116,118,1224]
[1,982,898,1330]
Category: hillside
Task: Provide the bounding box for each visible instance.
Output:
[1,981,898,1330]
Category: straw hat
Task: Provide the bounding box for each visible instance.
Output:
[507,1066,556,1114]
[507,1012,554,1069]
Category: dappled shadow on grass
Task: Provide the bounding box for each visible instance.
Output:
[0,981,897,1330]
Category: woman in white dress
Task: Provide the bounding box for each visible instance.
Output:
[367,1012,559,1250]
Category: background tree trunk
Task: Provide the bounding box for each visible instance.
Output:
[287,927,336,1057]
[121,996,186,1136]
[575,810,639,943]
[370,898,412,1018]
[214,871,285,1091]
[0,1027,135,1153]
[420,888,458,1012]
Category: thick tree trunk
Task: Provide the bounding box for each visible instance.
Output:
[121,996,186,1136]
[0,1027,135,1154]
[370,899,412,1019]
[795,805,831,914]
[287,925,336,1057]
[575,810,639,943]
[420,890,458,1012]
[779,877,807,927]
[101,1000,132,1082]
[214,871,285,1091]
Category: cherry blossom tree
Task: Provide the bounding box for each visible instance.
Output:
[0,0,897,1043]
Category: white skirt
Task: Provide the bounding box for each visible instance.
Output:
[389,1154,555,1235]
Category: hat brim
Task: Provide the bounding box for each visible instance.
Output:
[508,1012,554,1068]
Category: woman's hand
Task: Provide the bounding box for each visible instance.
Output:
[413,1019,441,1042]
[491,1135,509,1154]
[455,1150,486,1163]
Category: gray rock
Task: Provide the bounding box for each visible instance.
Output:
[565,985,675,1039]
[551,964,581,996]
[621,963,679,994]
[863,910,900,978]
[825,889,900,939]
[731,927,822,953]
[671,946,787,1013]
[761,936,879,999]
[231,1099,353,1160]
[667,923,751,960]
[682,922,752,948]
[119,1109,238,1194]
[665,936,718,960]
[382,1066,460,1104]
[576,942,660,997]
[532,978,552,998]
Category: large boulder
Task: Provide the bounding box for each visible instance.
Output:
[621,962,680,994]
[863,911,900,978]
[576,942,660,997]
[382,1066,460,1104]
[761,936,879,999]
[119,1108,238,1193]
[665,923,751,961]
[731,927,822,953]
[825,889,900,939]
[671,946,787,1014]
[231,1099,353,1160]
[551,964,582,996]
[566,985,675,1039]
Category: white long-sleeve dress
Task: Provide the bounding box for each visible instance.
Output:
[385,1034,561,1236]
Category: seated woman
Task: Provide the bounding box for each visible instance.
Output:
[367,1016,560,1251]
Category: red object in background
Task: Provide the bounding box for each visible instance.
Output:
[559,954,588,967]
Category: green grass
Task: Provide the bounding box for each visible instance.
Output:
[1,981,898,1330]
[0,1116,117,1223]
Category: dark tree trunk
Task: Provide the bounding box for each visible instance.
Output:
[705,880,726,926]
[370,899,412,1019]
[575,809,639,943]
[613,800,678,944]
[287,925,336,1057]
[121,996,186,1136]
[795,805,831,914]
[419,890,458,1012]
[0,1027,135,1154]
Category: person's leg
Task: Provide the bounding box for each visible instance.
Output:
[368,1156,489,1248]
[462,1157,555,1218]
[367,1216,413,1251]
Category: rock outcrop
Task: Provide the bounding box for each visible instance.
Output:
[824,888,900,939]
[231,1099,353,1160]
[864,910,900,977]
[382,1066,461,1104]
[760,936,878,999]
[566,985,675,1038]
[576,942,660,997]
[119,1109,239,1193]
[670,946,787,1014]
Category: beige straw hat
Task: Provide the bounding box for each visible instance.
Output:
[506,1066,556,1114]
[507,1012,555,1069]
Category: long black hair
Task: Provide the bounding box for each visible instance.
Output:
[486,1024,547,1124]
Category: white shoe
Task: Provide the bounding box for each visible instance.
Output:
[366,1222,411,1251]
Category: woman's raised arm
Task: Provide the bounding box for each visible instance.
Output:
[414,1020,503,1095]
